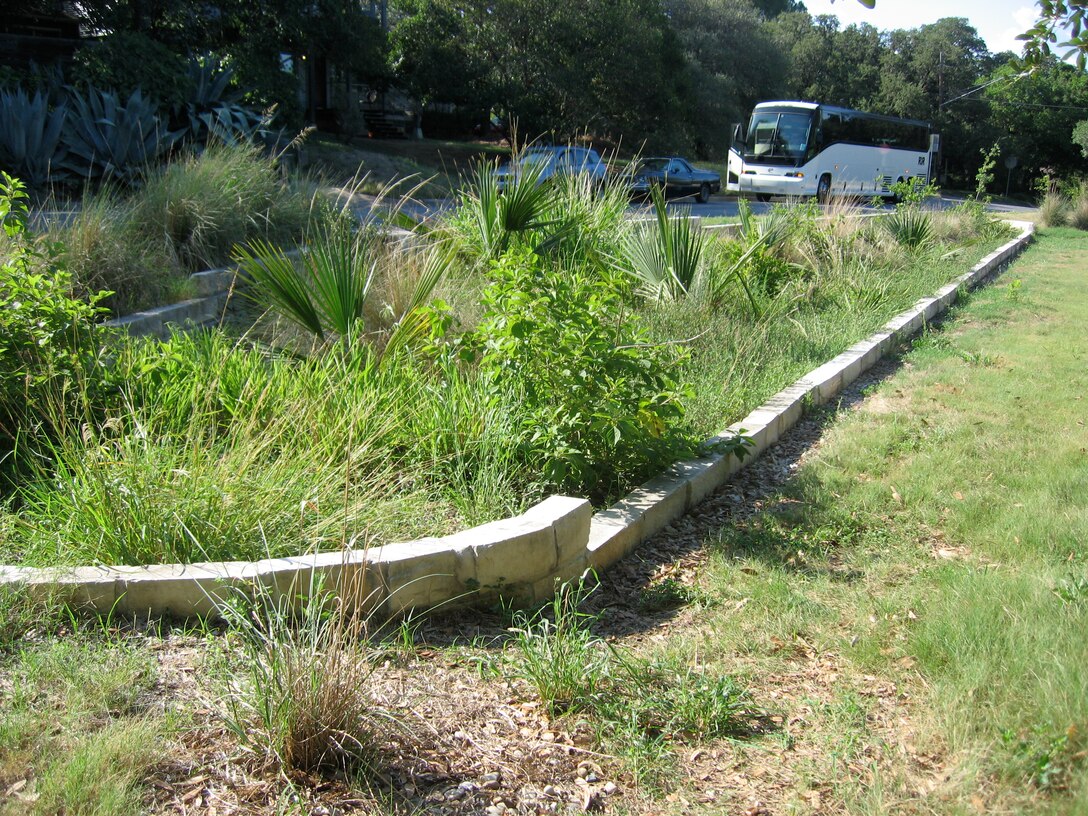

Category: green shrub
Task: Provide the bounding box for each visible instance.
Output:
[72,32,189,110]
[0,173,110,484]
[459,247,693,502]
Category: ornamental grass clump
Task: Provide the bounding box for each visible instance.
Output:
[215,571,385,776]
[1069,187,1088,231]
[1037,191,1069,227]
[130,141,316,272]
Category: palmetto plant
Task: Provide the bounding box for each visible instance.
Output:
[883,207,933,250]
[234,220,377,345]
[615,183,705,301]
[63,87,176,182]
[462,157,555,259]
[0,89,68,189]
[701,198,794,315]
[234,217,455,353]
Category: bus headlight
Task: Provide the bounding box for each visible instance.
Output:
[784,172,804,178]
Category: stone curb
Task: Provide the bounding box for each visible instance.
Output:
[1,221,1034,618]
[104,266,238,339]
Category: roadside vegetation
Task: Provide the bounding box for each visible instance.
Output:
[2,227,1082,815]
[0,153,1012,567]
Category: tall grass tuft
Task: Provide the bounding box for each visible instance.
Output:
[53,188,182,313]
[214,570,384,775]
[509,580,610,715]
[1037,192,1069,227]
[1068,188,1088,231]
[131,141,318,272]
[41,142,320,315]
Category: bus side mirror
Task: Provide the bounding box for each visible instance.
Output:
[731,123,744,148]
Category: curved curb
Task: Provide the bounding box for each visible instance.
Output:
[1,221,1034,618]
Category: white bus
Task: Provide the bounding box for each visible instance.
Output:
[726,101,939,202]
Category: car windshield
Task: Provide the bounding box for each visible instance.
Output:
[745,111,812,164]
[637,159,670,172]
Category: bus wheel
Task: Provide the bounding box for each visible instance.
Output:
[816,174,832,204]
[756,193,772,203]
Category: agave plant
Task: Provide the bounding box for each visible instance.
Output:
[615,183,705,301]
[178,57,266,147]
[62,86,177,182]
[0,88,68,188]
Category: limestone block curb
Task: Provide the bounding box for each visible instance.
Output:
[2,222,1033,618]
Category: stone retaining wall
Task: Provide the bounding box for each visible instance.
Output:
[1,221,1034,618]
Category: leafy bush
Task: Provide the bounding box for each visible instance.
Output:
[72,32,189,110]
[459,247,692,502]
[0,173,110,483]
[0,88,68,189]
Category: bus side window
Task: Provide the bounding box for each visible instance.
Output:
[822,112,845,146]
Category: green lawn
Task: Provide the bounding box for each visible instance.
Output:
[670,226,1088,814]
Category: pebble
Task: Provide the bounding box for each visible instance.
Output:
[542,784,560,798]
[603,782,618,795]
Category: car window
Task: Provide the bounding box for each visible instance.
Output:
[521,150,554,167]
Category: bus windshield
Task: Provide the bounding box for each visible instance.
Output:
[745,110,812,164]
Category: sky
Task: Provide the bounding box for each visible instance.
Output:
[800,0,1045,56]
